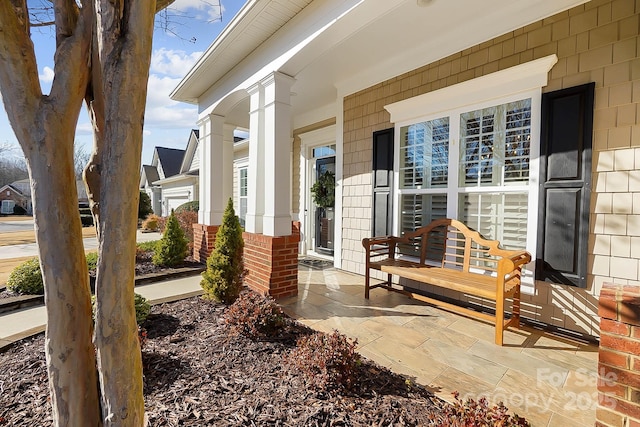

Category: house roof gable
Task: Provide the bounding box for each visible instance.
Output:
[155,147,185,178]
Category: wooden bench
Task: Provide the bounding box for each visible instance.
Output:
[362,218,531,345]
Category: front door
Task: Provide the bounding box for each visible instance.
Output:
[308,145,335,256]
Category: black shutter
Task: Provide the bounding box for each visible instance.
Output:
[372,128,394,236]
[537,83,594,287]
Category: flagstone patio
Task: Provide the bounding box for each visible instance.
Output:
[280,266,598,427]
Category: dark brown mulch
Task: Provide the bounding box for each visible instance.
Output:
[0,296,446,426]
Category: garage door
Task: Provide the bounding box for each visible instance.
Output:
[167,198,187,215]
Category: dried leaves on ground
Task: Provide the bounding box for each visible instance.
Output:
[0,296,445,426]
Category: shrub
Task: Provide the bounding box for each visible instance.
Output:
[429,392,530,426]
[175,210,197,244]
[223,291,287,339]
[175,200,199,213]
[6,258,43,295]
[8,254,103,295]
[141,214,160,231]
[287,330,361,391]
[200,198,245,304]
[92,293,150,326]
[134,293,151,324]
[12,205,26,215]
[138,191,153,220]
[152,210,189,267]
[136,240,159,252]
[85,252,99,271]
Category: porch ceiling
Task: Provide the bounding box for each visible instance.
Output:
[175,0,590,129]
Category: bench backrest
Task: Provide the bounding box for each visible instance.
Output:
[401,218,517,274]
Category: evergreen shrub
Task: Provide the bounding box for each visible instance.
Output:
[200,198,244,304]
[138,191,153,219]
[152,210,188,267]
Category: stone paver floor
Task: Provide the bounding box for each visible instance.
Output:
[281,267,598,427]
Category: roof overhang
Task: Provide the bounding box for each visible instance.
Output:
[172,0,590,128]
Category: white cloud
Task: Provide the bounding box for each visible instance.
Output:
[39,66,54,84]
[76,122,94,135]
[150,48,203,77]
[170,0,224,21]
[144,74,198,128]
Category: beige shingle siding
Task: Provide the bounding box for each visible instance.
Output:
[341,0,639,336]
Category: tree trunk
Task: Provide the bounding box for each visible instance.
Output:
[28,110,100,426]
[90,3,157,425]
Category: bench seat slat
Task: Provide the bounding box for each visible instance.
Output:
[379,264,517,299]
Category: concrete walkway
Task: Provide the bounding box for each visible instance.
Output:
[0,275,203,349]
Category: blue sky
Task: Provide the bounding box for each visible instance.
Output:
[0,0,245,166]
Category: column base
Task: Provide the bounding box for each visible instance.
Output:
[243,222,300,299]
[193,223,219,263]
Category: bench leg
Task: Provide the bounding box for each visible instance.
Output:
[512,287,521,329]
[495,297,505,346]
[365,271,370,299]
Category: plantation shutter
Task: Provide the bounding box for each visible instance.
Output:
[537,83,594,287]
[372,128,394,236]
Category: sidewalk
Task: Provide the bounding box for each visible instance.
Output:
[0,230,162,260]
[0,275,203,350]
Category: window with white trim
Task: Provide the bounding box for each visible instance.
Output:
[239,166,248,227]
[398,97,533,254]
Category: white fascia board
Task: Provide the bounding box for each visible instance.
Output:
[197,0,366,118]
[385,54,558,125]
[171,0,262,103]
[152,174,198,186]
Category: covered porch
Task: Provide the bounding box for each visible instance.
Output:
[283,265,598,427]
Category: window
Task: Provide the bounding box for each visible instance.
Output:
[397,98,532,253]
[239,167,248,227]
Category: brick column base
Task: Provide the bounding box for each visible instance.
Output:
[192,223,219,263]
[597,283,640,427]
[243,222,300,299]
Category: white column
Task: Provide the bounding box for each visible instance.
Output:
[245,82,265,234]
[222,123,235,207]
[198,113,231,226]
[262,72,295,237]
[197,116,211,224]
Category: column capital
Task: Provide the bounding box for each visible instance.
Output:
[260,71,295,87]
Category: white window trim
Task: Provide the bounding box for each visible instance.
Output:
[384,55,557,291]
[235,159,249,225]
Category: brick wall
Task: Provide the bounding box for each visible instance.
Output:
[340,0,640,337]
[192,223,218,263]
[597,283,640,426]
[243,222,300,298]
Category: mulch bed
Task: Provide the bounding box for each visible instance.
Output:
[0,295,447,426]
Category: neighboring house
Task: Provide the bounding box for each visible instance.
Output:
[172,0,637,344]
[1,178,88,214]
[0,179,31,214]
[140,130,200,216]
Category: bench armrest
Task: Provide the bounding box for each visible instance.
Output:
[496,250,532,296]
[362,236,399,260]
[503,250,531,269]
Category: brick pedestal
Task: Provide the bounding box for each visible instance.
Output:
[193,223,219,263]
[243,222,300,299]
[597,283,640,427]
[193,221,300,298]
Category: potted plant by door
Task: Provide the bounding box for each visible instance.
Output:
[311,170,335,253]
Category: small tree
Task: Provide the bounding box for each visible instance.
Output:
[138,191,153,219]
[152,210,188,267]
[201,198,245,304]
